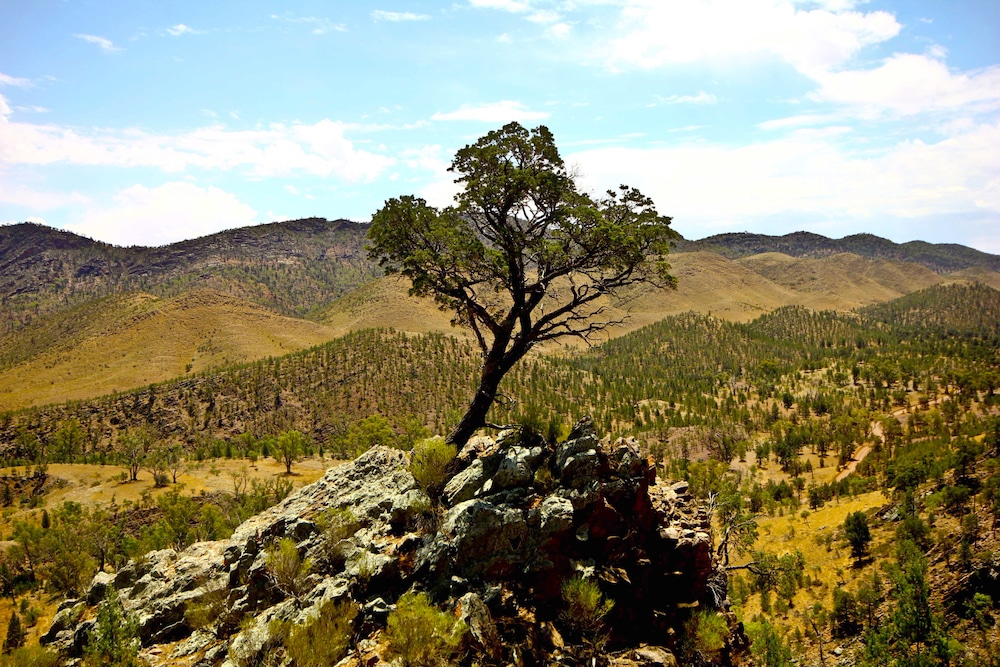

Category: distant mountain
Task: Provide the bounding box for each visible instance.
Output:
[3,220,1000,410]
[680,231,1000,274]
[0,218,376,332]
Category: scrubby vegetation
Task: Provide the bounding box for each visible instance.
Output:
[0,277,997,664]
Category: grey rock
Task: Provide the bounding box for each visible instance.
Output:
[457,592,501,659]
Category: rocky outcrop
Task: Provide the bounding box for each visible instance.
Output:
[45,419,722,667]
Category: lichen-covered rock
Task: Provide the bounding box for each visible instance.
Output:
[46,421,725,667]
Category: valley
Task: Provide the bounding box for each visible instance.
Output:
[0,220,998,666]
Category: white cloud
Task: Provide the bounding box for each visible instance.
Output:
[74,34,122,53]
[656,91,717,105]
[14,106,51,114]
[166,24,200,36]
[0,73,32,88]
[0,118,394,182]
[606,0,899,75]
[757,113,842,130]
[546,22,571,38]
[270,15,346,35]
[810,53,1000,117]
[528,10,561,23]
[431,100,550,122]
[0,94,10,119]
[372,10,430,21]
[469,0,533,12]
[66,182,258,247]
[569,121,1000,237]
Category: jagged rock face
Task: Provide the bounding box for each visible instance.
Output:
[422,419,714,644]
[45,420,717,667]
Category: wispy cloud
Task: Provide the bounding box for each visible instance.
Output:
[653,91,717,106]
[0,73,32,88]
[431,100,550,122]
[372,10,430,22]
[14,106,51,114]
[270,14,346,35]
[469,0,533,12]
[166,24,200,37]
[0,118,394,182]
[74,34,121,53]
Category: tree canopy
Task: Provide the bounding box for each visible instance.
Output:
[368,122,678,445]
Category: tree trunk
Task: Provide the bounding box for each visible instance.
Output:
[447,367,506,446]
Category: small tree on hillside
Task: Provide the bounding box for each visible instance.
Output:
[844,510,872,563]
[369,122,678,446]
[3,610,25,654]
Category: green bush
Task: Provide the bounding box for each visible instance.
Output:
[685,610,729,661]
[385,591,466,667]
[408,437,457,495]
[84,586,143,667]
[277,599,358,667]
[316,508,361,565]
[560,575,614,645]
[266,538,312,600]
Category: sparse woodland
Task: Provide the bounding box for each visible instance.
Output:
[0,279,996,664]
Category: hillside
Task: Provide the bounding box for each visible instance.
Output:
[3,221,1000,412]
[0,218,376,332]
[0,290,340,411]
[685,231,1000,273]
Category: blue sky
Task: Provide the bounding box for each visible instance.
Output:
[1,1,998,252]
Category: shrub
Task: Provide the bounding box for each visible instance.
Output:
[560,575,614,645]
[278,599,358,667]
[266,538,312,600]
[746,619,792,667]
[409,437,456,495]
[3,610,25,654]
[685,610,729,662]
[385,591,466,667]
[316,508,361,565]
[184,583,235,636]
[84,586,142,667]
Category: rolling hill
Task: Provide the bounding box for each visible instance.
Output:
[2,220,999,411]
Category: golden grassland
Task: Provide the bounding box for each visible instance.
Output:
[0,291,339,411]
[0,455,342,647]
[3,251,995,413]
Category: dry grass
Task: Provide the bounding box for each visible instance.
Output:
[0,290,339,411]
[0,456,341,651]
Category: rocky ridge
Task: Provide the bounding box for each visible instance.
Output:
[44,419,728,666]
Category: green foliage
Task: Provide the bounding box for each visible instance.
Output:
[276,599,358,667]
[266,538,312,600]
[274,430,308,475]
[369,121,677,444]
[315,508,361,565]
[746,619,792,667]
[3,611,25,654]
[85,586,143,667]
[832,588,860,638]
[560,575,614,645]
[408,437,457,496]
[844,510,872,562]
[385,591,466,667]
[328,415,399,459]
[684,610,729,662]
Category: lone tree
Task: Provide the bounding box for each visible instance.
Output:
[844,510,872,563]
[369,122,678,446]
